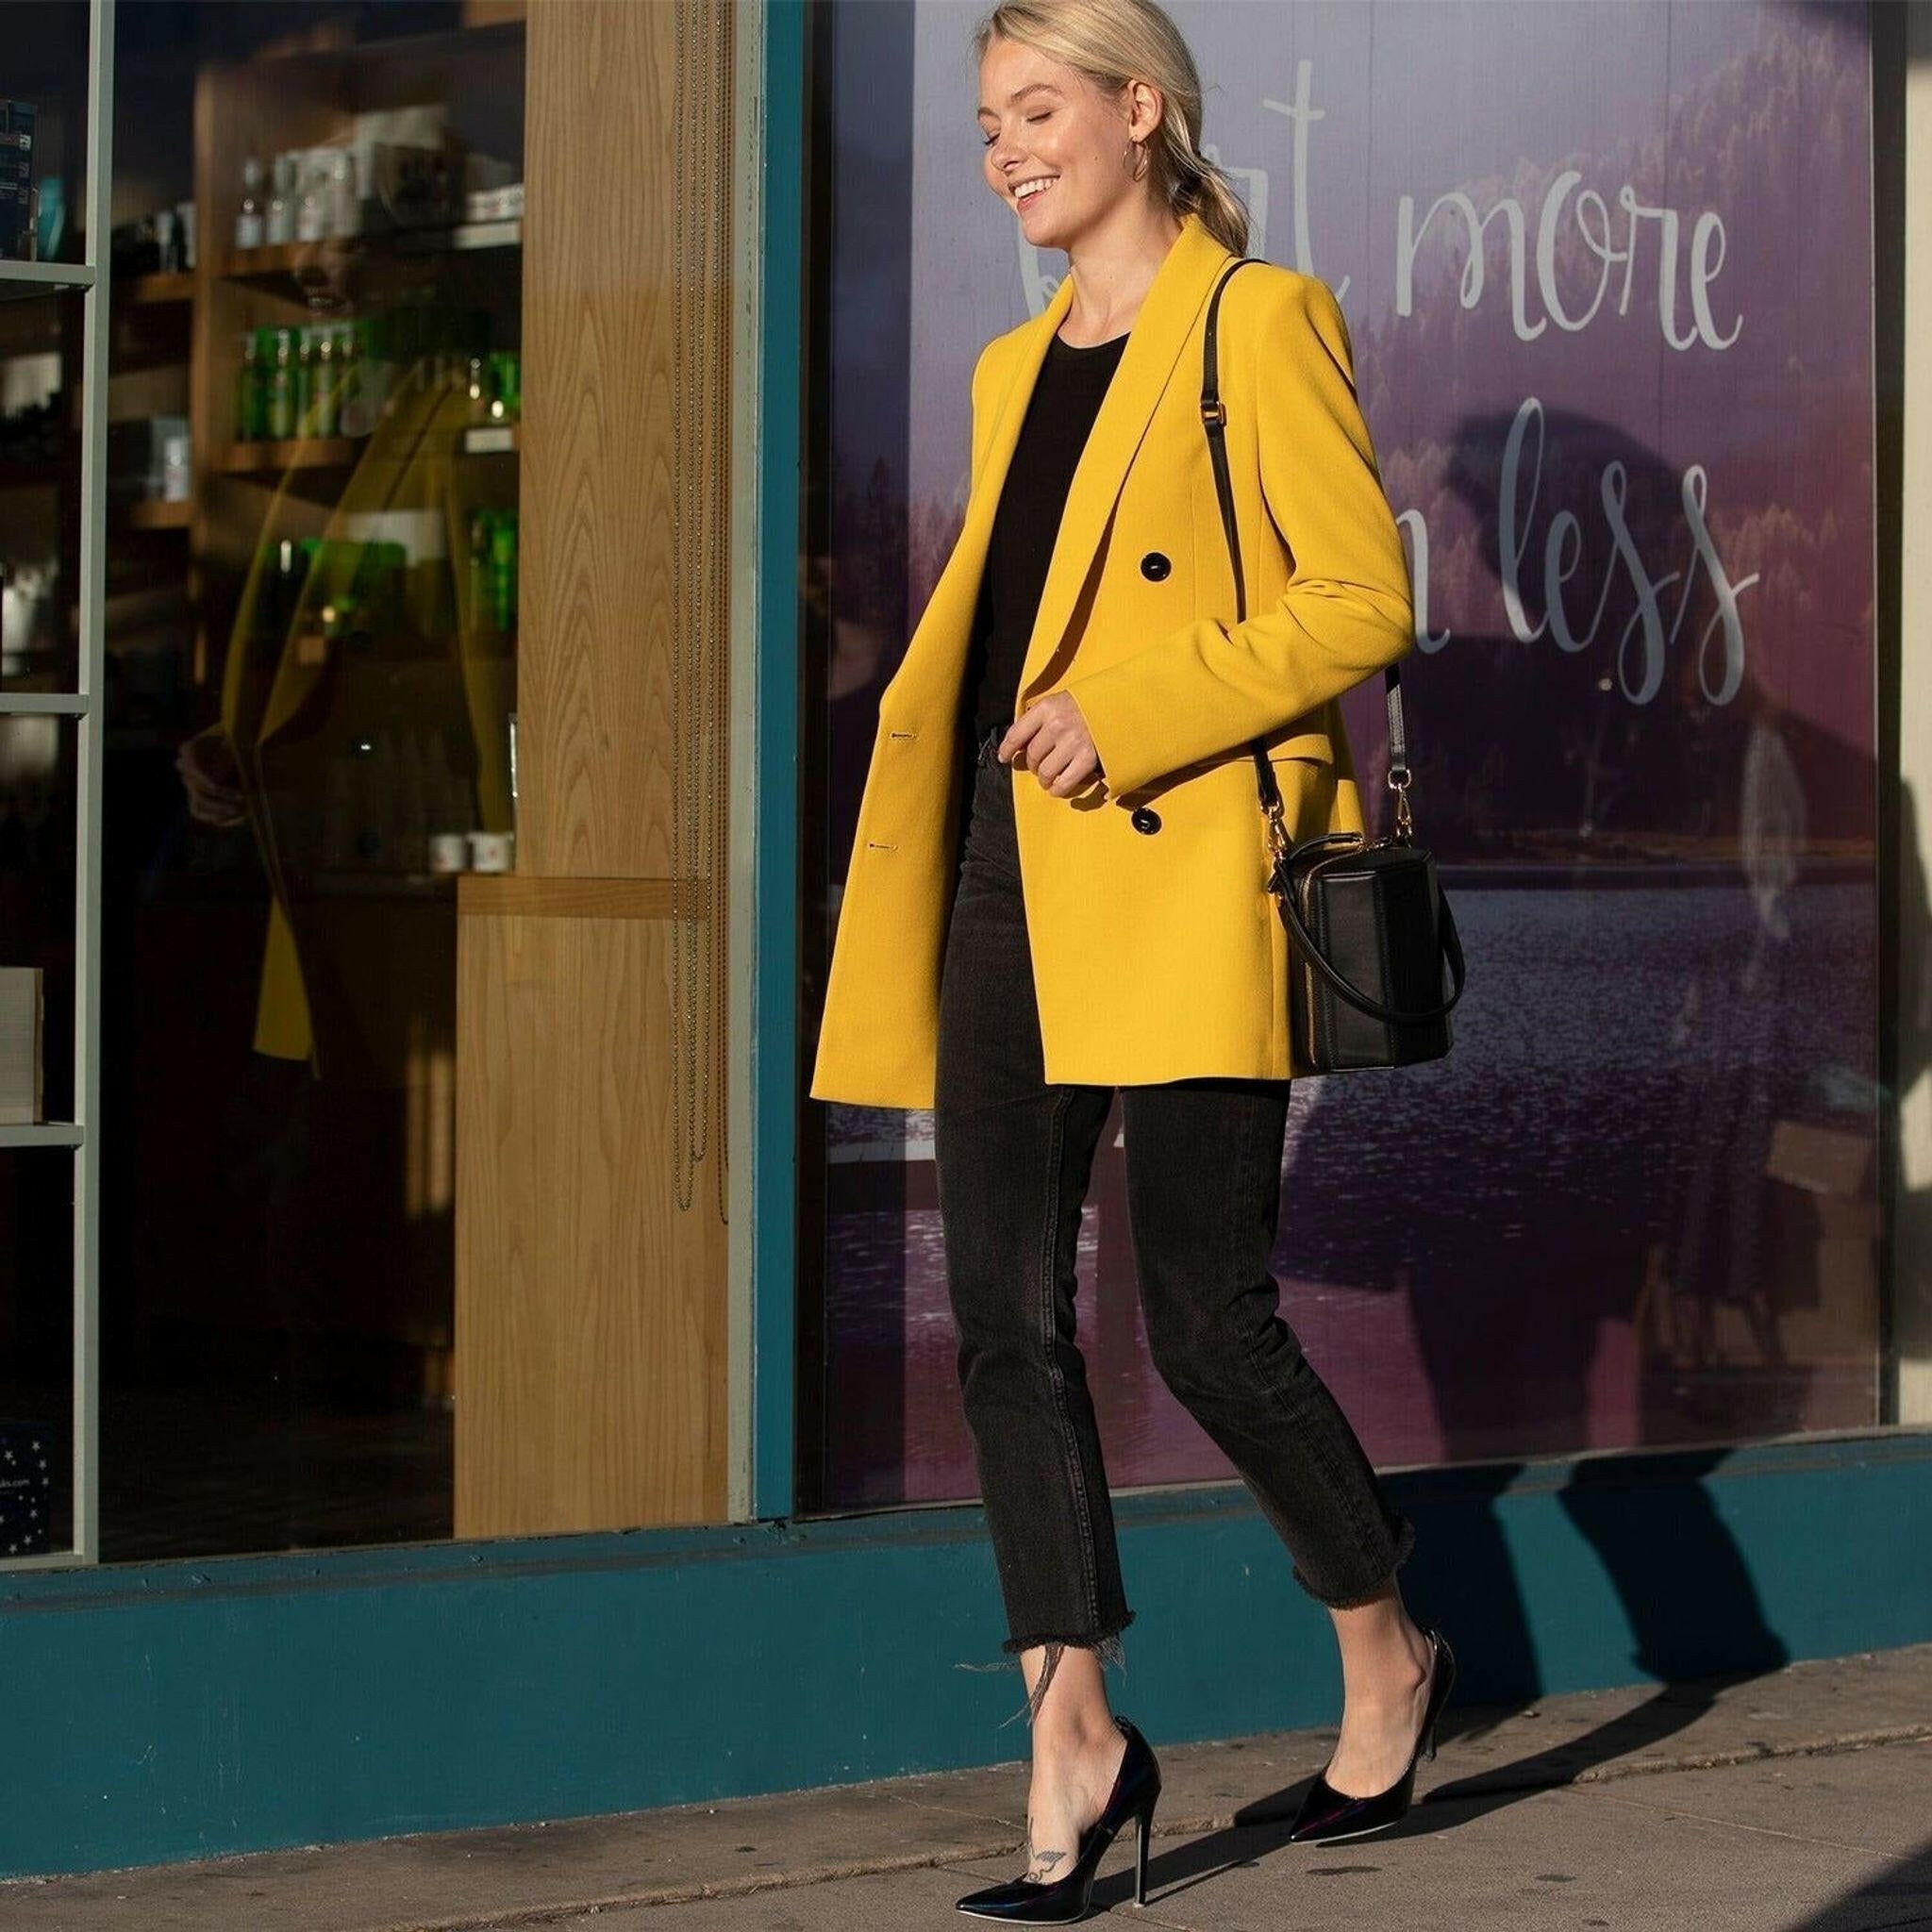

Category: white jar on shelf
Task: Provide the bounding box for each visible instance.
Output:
[234,155,265,250]
[160,432,192,503]
[266,153,297,246]
[327,149,359,238]
[294,151,328,243]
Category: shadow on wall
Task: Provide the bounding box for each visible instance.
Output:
[1229,362,1916,1813]
[1388,1450,1790,1832]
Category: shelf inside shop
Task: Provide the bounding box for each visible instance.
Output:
[123,270,195,307]
[403,217,521,255]
[218,435,364,473]
[0,693,90,715]
[460,421,518,455]
[217,426,518,474]
[244,12,525,72]
[0,261,96,304]
[112,496,193,530]
[218,219,522,290]
[300,871,460,901]
[0,1122,83,1149]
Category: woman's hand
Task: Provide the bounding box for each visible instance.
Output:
[999,692,1106,799]
[176,724,249,828]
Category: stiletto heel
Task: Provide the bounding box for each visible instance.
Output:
[957,1714,1162,1923]
[1287,1627,1456,1845]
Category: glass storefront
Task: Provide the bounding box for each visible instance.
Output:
[800,0,1890,1507]
[0,0,1912,1580]
[6,1,525,1561]
[2,1,95,1567]
[4,0,741,1574]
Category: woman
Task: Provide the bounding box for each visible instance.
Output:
[808,1,1452,1917]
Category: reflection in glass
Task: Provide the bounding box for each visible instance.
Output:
[0,714,75,1124]
[0,288,87,693]
[0,2,92,272]
[0,1151,72,1559]
[92,3,524,1561]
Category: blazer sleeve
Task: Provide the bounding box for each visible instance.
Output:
[1058,273,1414,797]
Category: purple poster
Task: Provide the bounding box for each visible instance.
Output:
[807,2,1878,1508]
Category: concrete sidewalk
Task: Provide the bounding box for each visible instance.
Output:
[7,1646,1930,1930]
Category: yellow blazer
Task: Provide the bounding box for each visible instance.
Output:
[808,209,1415,1108]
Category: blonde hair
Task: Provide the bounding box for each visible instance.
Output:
[972,0,1249,257]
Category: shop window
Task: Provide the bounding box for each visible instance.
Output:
[0,1,523,1562]
[797,0,1888,1508]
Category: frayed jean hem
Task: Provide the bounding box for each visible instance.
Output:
[1291,1513,1418,1610]
[957,1609,1138,1728]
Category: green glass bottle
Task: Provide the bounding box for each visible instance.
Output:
[313,325,338,438]
[265,327,295,441]
[337,322,366,438]
[468,508,493,634]
[294,327,315,437]
[489,507,518,636]
[234,330,260,441]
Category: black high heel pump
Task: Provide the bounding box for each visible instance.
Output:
[956,1713,1162,1922]
[1287,1626,1456,1845]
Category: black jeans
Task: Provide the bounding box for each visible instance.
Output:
[934,721,1415,1724]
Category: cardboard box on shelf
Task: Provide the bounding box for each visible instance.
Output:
[0,181,35,261]
[1,100,38,258]
[0,967,43,1124]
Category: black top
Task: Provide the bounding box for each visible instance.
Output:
[960,327,1130,745]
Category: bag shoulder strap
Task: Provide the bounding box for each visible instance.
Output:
[1199,258,1409,797]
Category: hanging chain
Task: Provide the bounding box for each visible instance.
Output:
[669,0,732,1221]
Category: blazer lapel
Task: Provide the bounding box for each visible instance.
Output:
[893,211,1233,722]
[1016,211,1232,698]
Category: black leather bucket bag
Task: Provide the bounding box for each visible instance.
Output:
[1200,258,1465,1072]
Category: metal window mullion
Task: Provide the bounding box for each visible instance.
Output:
[68,0,116,1568]
[0,693,89,714]
[0,260,96,295]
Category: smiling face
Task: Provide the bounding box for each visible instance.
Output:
[976,32,1160,249]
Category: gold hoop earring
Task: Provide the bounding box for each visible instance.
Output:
[1124,139,1149,182]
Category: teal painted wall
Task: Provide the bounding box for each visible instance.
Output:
[3,1434,1928,1878]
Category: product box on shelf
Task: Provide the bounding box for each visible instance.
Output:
[0,97,34,174]
[0,966,43,1124]
[463,181,524,225]
[0,183,34,261]
[0,99,34,258]
[107,416,191,505]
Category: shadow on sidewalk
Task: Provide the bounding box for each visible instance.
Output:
[1417,1452,1787,1831]
[1220,1451,1793,1844]
[1793,1834,1932,1928]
